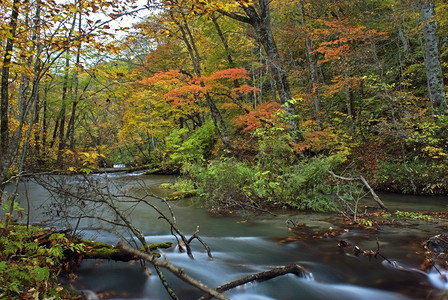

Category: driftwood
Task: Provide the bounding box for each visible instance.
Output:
[426,234,448,254]
[199,264,311,300]
[117,241,228,300]
[117,241,311,300]
[187,226,213,258]
[338,239,394,265]
[329,171,387,210]
[96,165,152,174]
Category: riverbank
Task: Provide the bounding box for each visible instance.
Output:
[0,220,172,299]
[0,222,82,299]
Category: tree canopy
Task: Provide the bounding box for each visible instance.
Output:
[1,0,448,198]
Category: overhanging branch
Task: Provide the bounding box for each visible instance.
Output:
[329,171,387,210]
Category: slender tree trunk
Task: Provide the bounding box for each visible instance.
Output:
[56,13,77,162]
[66,13,82,150]
[171,11,232,152]
[298,0,321,127]
[42,86,48,148]
[245,1,292,105]
[57,55,70,163]
[211,13,242,89]
[211,13,235,68]
[21,0,42,166]
[0,0,20,187]
[218,0,297,132]
[397,21,409,59]
[420,0,447,115]
[343,59,355,131]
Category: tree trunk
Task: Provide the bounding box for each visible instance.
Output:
[66,13,82,150]
[343,60,355,131]
[41,85,49,148]
[244,0,292,105]
[298,0,321,127]
[0,0,20,187]
[218,0,297,130]
[420,0,447,115]
[211,13,235,68]
[211,13,242,90]
[171,11,232,152]
[57,55,70,163]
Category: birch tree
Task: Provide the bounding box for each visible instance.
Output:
[420,0,447,115]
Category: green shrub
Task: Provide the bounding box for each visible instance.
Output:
[375,158,448,195]
[162,121,216,171]
[275,155,344,212]
[198,158,259,211]
[189,153,346,213]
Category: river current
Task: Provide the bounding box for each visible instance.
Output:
[4,172,448,299]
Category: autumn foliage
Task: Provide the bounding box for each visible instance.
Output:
[1,0,447,198]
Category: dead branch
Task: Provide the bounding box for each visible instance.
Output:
[329,171,387,210]
[136,182,195,259]
[35,174,197,258]
[338,239,394,265]
[117,242,228,300]
[154,265,180,300]
[187,226,213,258]
[199,264,311,300]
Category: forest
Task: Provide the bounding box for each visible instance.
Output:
[1,0,448,299]
[1,0,448,207]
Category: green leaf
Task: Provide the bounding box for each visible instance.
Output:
[33,266,50,281]
[0,261,7,272]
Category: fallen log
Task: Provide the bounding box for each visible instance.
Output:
[426,234,448,254]
[166,190,198,201]
[96,165,152,174]
[199,264,311,300]
[117,242,228,300]
[83,240,172,262]
[117,241,310,300]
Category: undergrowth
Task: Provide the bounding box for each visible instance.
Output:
[0,220,82,299]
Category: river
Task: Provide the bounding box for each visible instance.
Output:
[4,172,448,299]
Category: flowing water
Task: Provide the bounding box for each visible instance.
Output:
[4,173,448,299]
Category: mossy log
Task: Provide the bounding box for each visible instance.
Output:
[143,167,180,175]
[166,190,198,201]
[82,240,172,262]
[96,165,152,174]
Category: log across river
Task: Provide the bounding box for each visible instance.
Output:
[5,172,448,299]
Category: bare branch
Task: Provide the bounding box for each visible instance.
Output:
[217,9,253,24]
[329,171,387,210]
[199,263,311,300]
[117,242,228,300]
[187,226,213,258]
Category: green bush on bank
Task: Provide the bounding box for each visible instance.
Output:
[184,154,346,213]
[160,121,216,172]
[375,158,448,195]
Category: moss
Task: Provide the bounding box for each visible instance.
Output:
[144,242,173,251]
[83,240,172,261]
[166,190,198,201]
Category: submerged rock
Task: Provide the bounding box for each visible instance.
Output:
[426,234,448,253]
